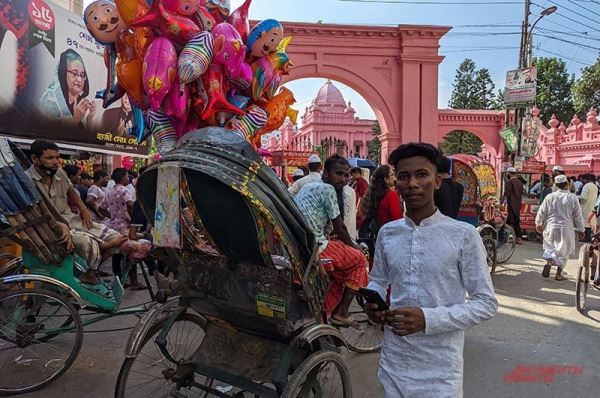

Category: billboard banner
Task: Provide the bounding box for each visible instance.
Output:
[503,66,537,106]
[520,114,542,157]
[0,0,147,155]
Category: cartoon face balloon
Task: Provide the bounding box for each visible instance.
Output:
[247,19,283,58]
[84,1,128,45]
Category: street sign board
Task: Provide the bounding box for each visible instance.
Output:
[503,66,537,106]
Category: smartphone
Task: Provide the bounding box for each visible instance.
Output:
[358,288,389,311]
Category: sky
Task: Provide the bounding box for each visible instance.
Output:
[83,0,600,122]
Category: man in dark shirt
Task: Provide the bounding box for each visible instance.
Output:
[503,167,524,244]
[434,156,464,219]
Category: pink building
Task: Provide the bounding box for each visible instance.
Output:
[538,107,600,175]
[265,81,375,157]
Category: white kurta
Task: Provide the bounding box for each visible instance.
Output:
[287,172,321,197]
[343,185,358,239]
[536,190,585,268]
[368,211,498,398]
[578,182,598,229]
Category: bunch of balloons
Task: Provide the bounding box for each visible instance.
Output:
[84,0,298,155]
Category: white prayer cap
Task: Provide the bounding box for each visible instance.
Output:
[308,154,322,164]
[293,169,304,177]
[552,165,564,172]
[506,167,517,173]
[554,174,568,184]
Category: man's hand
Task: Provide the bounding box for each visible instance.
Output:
[536,225,544,233]
[364,303,386,325]
[58,223,74,252]
[384,307,425,336]
[80,209,93,230]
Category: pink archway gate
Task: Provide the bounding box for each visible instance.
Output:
[281,21,450,162]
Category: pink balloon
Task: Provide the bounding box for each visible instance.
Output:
[212,22,251,86]
[165,74,191,137]
[227,0,251,42]
[122,156,135,170]
[143,38,177,111]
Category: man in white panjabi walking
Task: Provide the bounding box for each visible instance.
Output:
[365,143,497,398]
[536,174,585,281]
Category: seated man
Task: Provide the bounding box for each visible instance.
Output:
[295,154,369,326]
[25,140,126,284]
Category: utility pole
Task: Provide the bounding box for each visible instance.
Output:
[516,0,531,156]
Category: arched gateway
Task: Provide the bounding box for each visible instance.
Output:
[281,21,505,163]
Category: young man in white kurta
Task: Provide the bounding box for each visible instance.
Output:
[366,143,497,398]
[536,176,585,280]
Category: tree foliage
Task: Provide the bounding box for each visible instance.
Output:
[532,57,575,124]
[572,55,600,117]
[368,121,381,165]
[443,59,491,155]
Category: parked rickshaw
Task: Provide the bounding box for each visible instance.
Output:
[576,239,600,312]
[115,127,355,397]
[0,138,157,396]
[450,155,516,275]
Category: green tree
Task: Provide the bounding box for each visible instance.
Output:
[573,55,600,116]
[443,59,490,155]
[367,121,382,165]
[490,89,505,110]
[532,57,575,124]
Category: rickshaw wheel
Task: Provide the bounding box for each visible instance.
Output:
[0,288,83,396]
[115,312,215,398]
[281,350,352,398]
[338,296,383,353]
[482,236,497,276]
[496,225,516,264]
[576,244,592,313]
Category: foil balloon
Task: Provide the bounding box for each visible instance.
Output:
[97,46,125,108]
[115,30,145,107]
[148,109,178,155]
[115,0,150,26]
[193,5,216,31]
[131,0,201,46]
[212,23,251,88]
[251,36,292,101]
[143,38,177,110]
[225,104,268,141]
[205,0,230,23]
[227,95,250,110]
[227,0,251,42]
[201,64,244,120]
[191,80,208,117]
[254,87,298,146]
[133,27,155,60]
[165,74,191,137]
[178,31,213,84]
[122,156,135,170]
[247,19,283,58]
[130,105,147,143]
[84,1,128,45]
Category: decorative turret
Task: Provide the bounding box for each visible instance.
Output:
[571,114,581,127]
[558,122,567,135]
[586,107,599,127]
[548,114,559,129]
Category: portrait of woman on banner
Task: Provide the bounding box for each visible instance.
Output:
[40,49,97,133]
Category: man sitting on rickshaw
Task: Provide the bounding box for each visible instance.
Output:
[25,140,134,285]
[295,154,369,327]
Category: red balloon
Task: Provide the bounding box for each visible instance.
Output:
[201,64,245,121]
[122,156,135,170]
[131,0,201,46]
[227,0,251,42]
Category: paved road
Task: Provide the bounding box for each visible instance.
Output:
[17,242,600,397]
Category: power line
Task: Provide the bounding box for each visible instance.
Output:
[532,1,600,32]
[564,0,600,19]
[337,0,521,4]
[537,27,600,40]
[534,47,592,66]
[537,32,600,50]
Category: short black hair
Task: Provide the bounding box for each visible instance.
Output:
[80,172,93,180]
[437,156,451,174]
[308,162,321,172]
[63,164,80,178]
[388,142,443,169]
[30,139,59,159]
[323,154,349,172]
[93,170,108,181]
[350,167,362,175]
[111,167,128,183]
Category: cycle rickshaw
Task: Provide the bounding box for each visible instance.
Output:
[0,138,158,396]
[576,238,600,312]
[115,127,356,397]
[450,154,516,275]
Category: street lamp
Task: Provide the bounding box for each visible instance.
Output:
[527,6,558,66]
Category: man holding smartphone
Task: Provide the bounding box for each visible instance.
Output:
[365,143,497,397]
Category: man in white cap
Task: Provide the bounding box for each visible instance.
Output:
[536,174,585,280]
[552,165,576,193]
[288,154,323,197]
[291,169,305,183]
[503,167,524,244]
